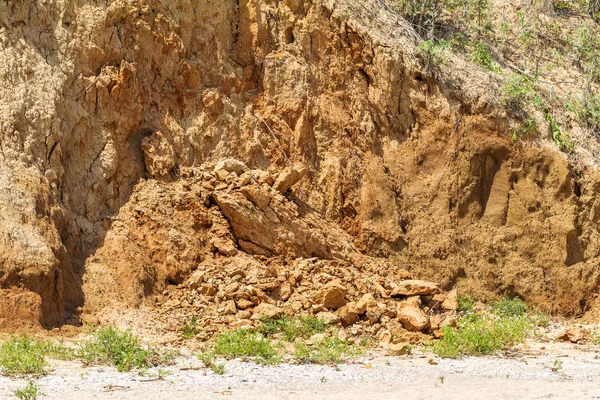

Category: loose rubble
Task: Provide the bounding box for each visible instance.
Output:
[130,159,461,354]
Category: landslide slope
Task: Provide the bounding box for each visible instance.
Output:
[1,0,599,329]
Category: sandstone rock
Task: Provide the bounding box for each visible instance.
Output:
[315,311,340,324]
[397,304,430,332]
[214,159,248,175]
[141,131,175,177]
[198,284,217,296]
[391,280,441,296]
[356,293,376,314]
[336,303,359,325]
[386,342,411,356]
[441,290,459,310]
[251,303,284,320]
[221,300,237,315]
[240,185,271,210]
[211,237,238,256]
[186,270,205,289]
[312,282,348,310]
[215,169,229,181]
[273,163,307,193]
[556,327,592,344]
[236,298,254,310]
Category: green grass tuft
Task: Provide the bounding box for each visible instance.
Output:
[294,336,365,365]
[78,327,153,372]
[13,381,40,400]
[213,329,280,365]
[491,297,528,318]
[0,336,50,376]
[257,315,330,342]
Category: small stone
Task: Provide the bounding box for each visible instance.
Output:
[391,280,441,296]
[336,303,359,325]
[186,270,205,289]
[240,185,272,210]
[397,304,430,332]
[315,311,340,324]
[272,163,307,193]
[199,284,217,296]
[221,300,237,315]
[556,327,591,344]
[356,293,376,314]
[211,237,238,256]
[251,303,284,320]
[312,282,348,310]
[236,298,254,310]
[214,159,248,175]
[386,342,410,356]
[441,289,459,310]
[215,169,229,181]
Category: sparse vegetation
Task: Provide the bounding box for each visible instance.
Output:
[214,329,280,365]
[0,336,57,376]
[77,327,154,372]
[13,381,40,400]
[182,317,200,339]
[431,297,546,359]
[257,315,330,341]
[294,336,364,365]
[198,352,226,375]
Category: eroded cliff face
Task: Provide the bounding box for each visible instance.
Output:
[1,0,599,329]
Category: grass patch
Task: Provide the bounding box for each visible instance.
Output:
[13,381,40,400]
[257,315,330,341]
[294,336,365,365]
[431,297,545,359]
[213,329,280,365]
[0,336,52,376]
[77,327,153,372]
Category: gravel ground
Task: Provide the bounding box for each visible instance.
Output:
[2,342,599,400]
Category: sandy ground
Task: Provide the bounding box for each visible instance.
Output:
[1,342,599,400]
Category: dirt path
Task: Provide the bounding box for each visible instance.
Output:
[1,342,599,399]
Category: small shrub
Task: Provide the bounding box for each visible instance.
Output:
[568,93,600,134]
[13,381,40,400]
[78,327,153,372]
[571,23,600,82]
[491,297,528,318]
[544,112,573,152]
[502,74,536,110]
[416,39,454,77]
[213,329,280,365]
[471,42,499,72]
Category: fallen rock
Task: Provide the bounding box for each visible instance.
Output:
[397,304,430,332]
[556,327,592,344]
[273,163,307,193]
[336,303,359,325]
[315,311,340,324]
[240,185,271,210]
[356,293,376,314]
[251,303,284,320]
[391,280,441,296]
[214,159,248,175]
[186,270,205,289]
[386,342,411,356]
[312,281,348,310]
[441,289,459,310]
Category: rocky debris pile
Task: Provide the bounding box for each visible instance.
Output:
[85,158,458,353]
[158,254,458,354]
